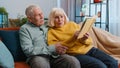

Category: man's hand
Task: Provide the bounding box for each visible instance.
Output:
[55,43,68,55]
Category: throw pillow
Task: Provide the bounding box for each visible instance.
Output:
[0,30,27,61]
[0,41,14,68]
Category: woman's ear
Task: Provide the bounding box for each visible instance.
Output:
[64,16,67,24]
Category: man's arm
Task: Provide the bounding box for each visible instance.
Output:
[19,26,56,57]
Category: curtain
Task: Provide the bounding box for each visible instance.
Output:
[67,0,75,21]
[60,0,75,21]
[109,0,120,36]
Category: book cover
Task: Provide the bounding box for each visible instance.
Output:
[77,17,96,39]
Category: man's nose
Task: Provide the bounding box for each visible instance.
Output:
[40,14,43,19]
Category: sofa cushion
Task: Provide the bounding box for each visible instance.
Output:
[15,62,30,68]
[0,41,14,68]
[0,30,27,61]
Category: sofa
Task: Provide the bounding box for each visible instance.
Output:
[0,27,30,68]
[0,27,120,68]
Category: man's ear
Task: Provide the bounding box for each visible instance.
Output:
[27,16,32,22]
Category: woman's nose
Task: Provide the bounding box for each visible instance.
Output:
[58,17,62,21]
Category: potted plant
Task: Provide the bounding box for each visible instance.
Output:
[9,17,28,27]
[0,7,8,15]
[0,7,8,27]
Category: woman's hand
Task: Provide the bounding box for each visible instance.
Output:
[73,31,80,39]
[79,33,89,41]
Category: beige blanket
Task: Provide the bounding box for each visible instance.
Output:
[89,27,120,63]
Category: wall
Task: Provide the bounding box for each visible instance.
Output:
[0,0,57,18]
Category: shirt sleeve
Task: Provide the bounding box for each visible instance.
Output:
[19,26,56,57]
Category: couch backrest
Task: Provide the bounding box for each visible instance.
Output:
[0,27,20,30]
[0,27,27,62]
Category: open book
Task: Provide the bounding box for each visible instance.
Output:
[77,16,96,39]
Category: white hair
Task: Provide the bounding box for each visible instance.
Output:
[48,8,69,27]
[25,4,40,17]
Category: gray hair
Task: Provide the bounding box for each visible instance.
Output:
[25,4,40,17]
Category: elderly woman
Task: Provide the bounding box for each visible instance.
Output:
[47,7,118,68]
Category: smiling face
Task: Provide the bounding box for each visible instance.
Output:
[54,11,65,28]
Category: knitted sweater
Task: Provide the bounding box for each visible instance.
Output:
[47,21,93,55]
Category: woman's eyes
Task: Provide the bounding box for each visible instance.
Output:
[55,16,63,18]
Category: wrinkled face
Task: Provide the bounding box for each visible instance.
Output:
[29,7,44,26]
[54,12,65,28]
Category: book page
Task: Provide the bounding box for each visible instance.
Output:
[77,17,96,39]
